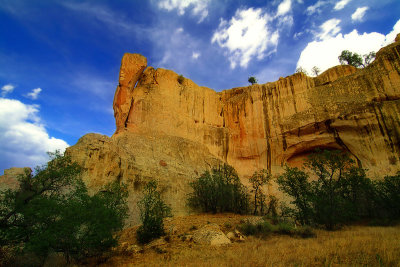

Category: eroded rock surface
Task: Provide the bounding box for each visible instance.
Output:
[66,132,222,225]
[64,35,400,224]
[112,37,400,178]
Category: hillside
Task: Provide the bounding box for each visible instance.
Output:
[90,214,400,267]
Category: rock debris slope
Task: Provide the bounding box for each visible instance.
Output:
[65,34,400,224]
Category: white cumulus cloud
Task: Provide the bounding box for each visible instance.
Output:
[1,84,15,97]
[276,0,292,17]
[296,19,400,74]
[211,8,279,69]
[317,19,341,40]
[334,0,351,10]
[26,88,42,100]
[0,98,69,171]
[383,20,400,46]
[351,7,368,22]
[157,0,210,22]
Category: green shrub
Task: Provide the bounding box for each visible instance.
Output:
[238,219,316,239]
[187,164,249,214]
[256,221,275,236]
[276,222,295,236]
[136,181,171,244]
[0,152,128,265]
[296,226,316,238]
[177,75,184,84]
[371,173,400,220]
[238,220,275,238]
[238,222,257,236]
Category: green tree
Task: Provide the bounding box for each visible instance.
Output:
[0,152,128,264]
[136,180,171,244]
[363,51,376,66]
[295,67,309,76]
[277,166,313,225]
[278,150,400,228]
[339,167,374,220]
[304,150,355,230]
[311,66,321,76]
[248,76,257,85]
[187,164,249,214]
[338,50,364,68]
[278,150,376,229]
[249,169,271,215]
[177,74,184,84]
[372,172,400,220]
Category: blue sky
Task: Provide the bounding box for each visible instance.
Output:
[1,0,399,172]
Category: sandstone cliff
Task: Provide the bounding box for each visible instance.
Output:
[112,37,400,178]
[65,34,400,224]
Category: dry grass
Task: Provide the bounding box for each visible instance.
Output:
[98,214,400,267]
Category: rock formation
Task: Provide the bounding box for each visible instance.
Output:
[64,34,400,224]
[0,167,30,191]
[110,37,400,177]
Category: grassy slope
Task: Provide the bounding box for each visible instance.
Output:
[97,214,400,267]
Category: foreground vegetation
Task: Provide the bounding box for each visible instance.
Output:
[136,181,171,244]
[1,148,399,266]
[0,152,128,266]
[103,213,400,267]
[277,149,400,229]
[188,149,400,230]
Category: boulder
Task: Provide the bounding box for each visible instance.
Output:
[193,224,231,246]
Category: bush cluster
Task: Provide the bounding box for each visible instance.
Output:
[238,219,315,238]
[187,164,249,214]
[136,180,171,244]
[0,152,128,265]
[277,149,400,230]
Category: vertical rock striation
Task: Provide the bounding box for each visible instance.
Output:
[112,36,400,178]
[64,34,400,223]
[113,53,147,132]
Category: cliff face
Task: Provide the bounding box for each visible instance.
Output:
[65,35,400,224]
[113,38,400,178]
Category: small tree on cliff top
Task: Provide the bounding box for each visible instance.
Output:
[311,66,321,76]
[248,76,257,85]
[295,67,308,76]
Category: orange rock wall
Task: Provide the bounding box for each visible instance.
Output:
[114,39,400,178]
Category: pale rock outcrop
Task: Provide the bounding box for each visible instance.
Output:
[113,53,147,132]
[193,224,231,246]
[66,132,222,225]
